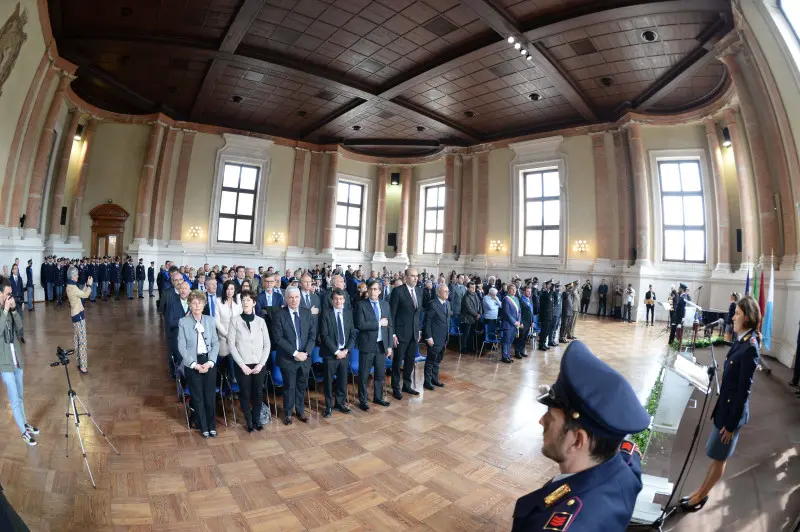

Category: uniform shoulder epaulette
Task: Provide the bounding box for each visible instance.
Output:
[543,497,582,530]
[544,483,571,507]
[619,440,640,463]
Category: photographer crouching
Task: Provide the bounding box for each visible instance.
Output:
[0,277,39,446]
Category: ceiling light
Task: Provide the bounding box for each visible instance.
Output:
[514,42,521,50]
[641,30,658,42]
[599,77,614,87]
[529,93,542,101]
[297,110,307,117]
[231,95,243,103]
[74,124,85,141]
[722,127,732,148]
[508,36,515,44]
[416,126,426,132]
[526,55,533,61]
[352,125,362,131]
[464,110,475,118]
[521,49,527,56]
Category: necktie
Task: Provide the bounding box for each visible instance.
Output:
[305,293,310,307]
[209,295,215,317]
[293,311,302,350]
[337,312,344,348]
[411,287,418,309]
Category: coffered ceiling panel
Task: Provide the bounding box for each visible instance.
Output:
[313,101,455,142]
[648,59,727,112]
[494,0,596,23]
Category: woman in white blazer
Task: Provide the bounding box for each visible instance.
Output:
[216,280,242,367]
[228,289,271,432]
[178,290,219,438]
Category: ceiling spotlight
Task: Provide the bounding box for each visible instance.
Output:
[529,93,542,101]
[722,127,732,147]
[464,110,475,118]
[231,95,243,103]
[526,55,533,60]
[297,110,307,117]
[641,30,658,42]
[521,49,527,56]
[352,125,362,131]
[416,126,426,132]
[599,76,614,87]
[508,36,515,44]
[514,42,521,50]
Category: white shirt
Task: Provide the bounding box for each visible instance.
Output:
[406,284,418,307]
[289,308,302,351]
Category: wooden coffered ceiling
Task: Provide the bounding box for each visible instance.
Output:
[51,0,733,152]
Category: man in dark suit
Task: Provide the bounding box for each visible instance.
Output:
[147,261,155,297]
[299,274,321,326]
[164,280,191,378]
[202,277,219,319]
[135,258,146,298]
[354,281,393,410]
[389,268,422,399]
[500,284,521,363]
[423,284,450,390]
[122,257,135,299]
[320,275,351,313]
[319,289,356,417]
[272,287,317,425]
[232,265,246,293]
[538,280,553,351]
[255,274,284,332]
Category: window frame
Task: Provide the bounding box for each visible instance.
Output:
[414,176,446,258]
[422,183,445,254]
[522,168,561,257]
[780,0,800,42]
[216,162,260,245]
[657,160,707,264]
[335,180,365,251]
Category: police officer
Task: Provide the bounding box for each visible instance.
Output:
[147,261,156,298]
[97,257,108,300]
[512,341,650,531]
[550,281,562,347]
[122,257,135,299]
[87,258,97,302]
[135,259,146,298]
[538,280,553,351]
[110,257,122,300]
[669,283,689,345]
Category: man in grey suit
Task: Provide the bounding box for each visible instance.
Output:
[389,268,422,399]
[424,284,450,390]
[319,289,356,417]
[354,280,393,410]
[272,286,317,425]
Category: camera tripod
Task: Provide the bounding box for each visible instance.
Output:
[50,347,119,488]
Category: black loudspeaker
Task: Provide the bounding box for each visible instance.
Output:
[387,232,397,247]
[60,206,68,226]
[736,229,742,252]
[390,172,400,185]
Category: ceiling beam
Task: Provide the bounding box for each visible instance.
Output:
[191,0,266,120]
[633,17,731,111]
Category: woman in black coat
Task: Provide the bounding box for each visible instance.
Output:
[681,295,761,512]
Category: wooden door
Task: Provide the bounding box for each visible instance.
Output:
[89,204,129,257]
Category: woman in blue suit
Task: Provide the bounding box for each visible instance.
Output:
[499,284,521,364]
[681,295,761,512]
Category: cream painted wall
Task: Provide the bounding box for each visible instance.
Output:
[0,0,45,218]
[384,176,400,254]
[181,132,224,244]
[603,132,621,261]
[267,143,299,246]
[158,130,183,242]
[722,144,742,267]
[562,135,597,259]
[487,148,513,248]
[79,122,150,251]
[337,155,377,180]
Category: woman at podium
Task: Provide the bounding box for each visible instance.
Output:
[680,295,761,513]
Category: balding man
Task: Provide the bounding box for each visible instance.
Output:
[321,274,351,313]
[389,268,423,399]
[423,284,450,390]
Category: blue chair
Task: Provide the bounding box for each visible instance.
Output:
[348,348,374,400]
[410,345,426,385]
[172,353,227,429]
[478,321,502,359]
[310,347,324,411]
[448,316,463,352]
[219,355,240,426]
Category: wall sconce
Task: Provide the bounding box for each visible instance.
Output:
[722,127,732,148]
[271,231,284,243]
[573,240,589,254]
[188,225,202,238]
[489,240,505,252]
[74,124,85,141]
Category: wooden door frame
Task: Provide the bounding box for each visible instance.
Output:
[89,203,129,257]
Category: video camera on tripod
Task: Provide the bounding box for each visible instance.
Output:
[50,346,74,367]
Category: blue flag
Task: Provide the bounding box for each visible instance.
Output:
[744,268,750,295]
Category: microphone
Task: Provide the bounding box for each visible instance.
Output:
[701,318,725,331]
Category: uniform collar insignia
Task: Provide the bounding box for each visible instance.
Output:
[544,511,574,530]
[544,483,571,507]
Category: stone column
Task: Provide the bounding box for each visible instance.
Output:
[459,155,473,257]
[474,154,488,255]
[321,152,339,252]
[591,133,612,260]
[6,66,58,227]
[626,123,651,266]
[396,166,412,258]
[613,130,633,263]
[443,154,456,256]
[24,74,70,232]
[723,107,758,267]
[134,122,164,240]
[374,165,388,257]
[169,131,196,244]
[69,120,96,239]
[48,111,82,238]
[704,118,731,270]
[720,53,777,263]
[303,151,324,252]
[150,128,178,242]
[287,149,308,248]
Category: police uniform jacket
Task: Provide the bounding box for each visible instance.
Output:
[40,263,47,288]
[553,290,562,317]
[711,331,760,432]
[512,443,643,532]
[97,263,107,282]
[87,263,96,282]
[147,266,155,283]
[562,290,573,317]
[110,263,121,283]
[25,266,34,288]
[673,293,688,324]
[539,289,553,322]
[122,263,135,282]
[56,266,67,287]
[136,264,146,281]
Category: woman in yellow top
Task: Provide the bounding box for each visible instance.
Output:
[66,266,93,374]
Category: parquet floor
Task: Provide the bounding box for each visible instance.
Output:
[0,299,794,531]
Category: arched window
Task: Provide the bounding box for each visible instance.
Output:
[780,0,800,40]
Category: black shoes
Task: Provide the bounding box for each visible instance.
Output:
[323,407,333,418]
[358,402,370,411]
[392,391,403,400]
[514,354,522,359]
[402,386,420,396]
[246,420,254,433]
[283,416,292,425]
[680,496,708,513]
[336,404,351,414]
[296,413,309,423]
[423,383,435,391]
[373,399,390,407]
[19,337,25,344]
[432,380,444,387]
[501,358,513,363]
[255,423,264,431]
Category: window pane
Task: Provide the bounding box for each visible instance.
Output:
[660,163,681,192]
[426,188,437,207]
[349,184,362,205]
[685,230,705,261]
[526,173,542,199]
[347,206,361,227]
[662,196,684,225]
[337,182,349,202]
[347,229,360,249]
[237,193,254,215]
[220,191,238,214]
[424,233,436,254]
[525,230,542,255]
[542,200,560,225]
[526,201,542,226]
[240,166,258,190]
[680,162,701,192]
[683,196,704,226]
[335,227,347,248]
[235,219,252,242]
[218,218,234,241]
[542,171,560,197]
[664,230,684,261]
[336,205,348,225]
[783,1,800,38]
[435,209,444,230]
[435,233,443,253]
[223,164,240,188]
[437,186,445,207]
[542,230,559,256]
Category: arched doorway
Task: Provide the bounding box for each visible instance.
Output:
[89,203,128,257]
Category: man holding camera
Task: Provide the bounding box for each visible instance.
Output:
[0,277,39,446]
